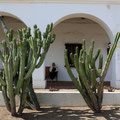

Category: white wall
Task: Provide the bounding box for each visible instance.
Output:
[0,3,119,87]
[45,18,111,81]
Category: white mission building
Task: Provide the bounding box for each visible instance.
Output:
[0,0,119,88]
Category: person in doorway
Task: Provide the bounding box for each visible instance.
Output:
[49,63,58,91]
[49,63,57,80]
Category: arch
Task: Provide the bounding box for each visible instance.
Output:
[44,12,113,86]
[0,11,27,26]
[53,13,114,42]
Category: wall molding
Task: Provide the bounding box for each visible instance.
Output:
[0,0,120,4]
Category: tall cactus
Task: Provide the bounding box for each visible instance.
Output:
[64,33,120,113]
[0,20,55,116]
[0,16,41,111]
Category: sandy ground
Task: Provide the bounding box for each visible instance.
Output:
[0,106,120,120]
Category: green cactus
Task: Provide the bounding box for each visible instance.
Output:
[64,33,120,113]
[0,17,55,116]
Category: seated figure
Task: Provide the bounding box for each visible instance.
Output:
[49,62,57,81]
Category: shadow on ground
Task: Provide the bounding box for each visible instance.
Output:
[20,106,120,120]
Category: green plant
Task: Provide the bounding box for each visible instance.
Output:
[64,33,120,113]
[0,22,55,116]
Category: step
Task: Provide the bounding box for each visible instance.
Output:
[0,89,120,107]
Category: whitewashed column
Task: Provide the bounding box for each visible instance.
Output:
[111,41,120,88]
[33,63,46,88]
[30,26,46,89]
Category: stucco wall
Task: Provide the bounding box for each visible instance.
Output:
[0,3,119,87]
[45,18,111,81]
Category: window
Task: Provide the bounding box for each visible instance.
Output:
[65,43,82,67]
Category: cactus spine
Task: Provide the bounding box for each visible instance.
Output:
[64,33,120,113]
[0,18,55,116]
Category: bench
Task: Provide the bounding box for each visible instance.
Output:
[45,66,58,81]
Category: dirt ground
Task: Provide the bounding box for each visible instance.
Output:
[0,106,120,120]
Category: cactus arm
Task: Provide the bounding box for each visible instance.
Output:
[70,53,74,64]
[79,61,99,110]
[69,48,95,108]
[101,32,120,81]
[94,49,101,61]
[89,41,94,63]
[13,55,19,77]
[82,40,86,50]
[7,56,16,116]
[75,47,79,56]
[85,55,91,80]
[24,37,38,80]
[36,36,52,69]
[36,52,46,68]
[51,34,56,43]
[74,54,79,73]
[91,69,96,91]
[77,76,94,110]
[97,32,120,107]
[12,39,20,77]
[2,86,11,112]
[65,49,93,110]
[25,100,36,110]
[79,49,83,58]
[36,38,42,58]
[2,59,12,113]
[26,49,32,70]
[95,69,101,78]
[91,57,95,69]
[0,51,4,62]
[2,40,9,55]
[12,38,17,65]
[3,57,9,87]
[82,50,86,63]
[28,78,40,110]
[24,37,38,79]
[0,76,6,86]
[7,29,14,42]
[64,49,81,90]
[77,77,95,111]
[33,26,38,38]
[64,50,76,81]
[24,57,37,80]
[17,30,23,41]
[18,77,31,114]
[98,54,103,74]
[37,30,42,41]
[15,49,25,95]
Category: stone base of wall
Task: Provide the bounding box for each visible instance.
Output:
[33,80,46,89]
[0,91,120,107]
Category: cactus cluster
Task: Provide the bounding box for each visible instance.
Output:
[0,21,55,116]
[64,33,120,113]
